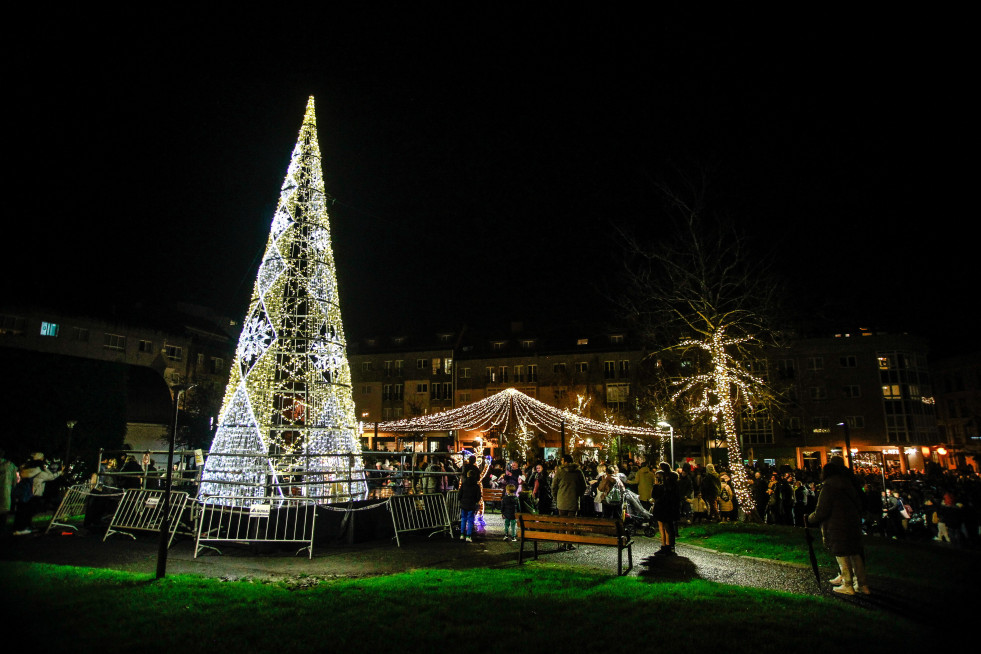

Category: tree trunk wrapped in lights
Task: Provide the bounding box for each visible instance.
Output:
[621,178,785,518]
[200,97,366,505]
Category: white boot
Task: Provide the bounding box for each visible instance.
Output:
[850,554,870,594]
[833,557,855,595]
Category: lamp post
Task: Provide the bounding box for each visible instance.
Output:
[64,420,77,468]
[157,383,195,580]
[837,420,853,469]
[657,421,674,468]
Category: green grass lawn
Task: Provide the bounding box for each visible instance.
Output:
[676,521,980,590]
[0,561,925,653]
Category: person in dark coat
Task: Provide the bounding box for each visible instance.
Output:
[807,457,868,595]
[652,469,681,556]
[700,463,722,521]
[458,469,482,543]
[530,462,553,515]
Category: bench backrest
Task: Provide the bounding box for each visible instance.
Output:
[517,512,624,541]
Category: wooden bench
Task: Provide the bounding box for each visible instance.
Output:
[481,487,503,510]
[516,512,634,575]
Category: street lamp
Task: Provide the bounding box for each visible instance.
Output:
[157,383,195,580]
[657,421,674,468]
[837,421,853,469]
[64,420,77,467]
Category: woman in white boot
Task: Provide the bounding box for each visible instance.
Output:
[806,457,870,595]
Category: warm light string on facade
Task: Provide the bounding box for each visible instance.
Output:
[377,387,669,441]
[671,328,760,513]
[200,97,366,505]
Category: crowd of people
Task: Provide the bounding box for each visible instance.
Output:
[5,443,978,558]
[360,450,981,554]
[0,450,65,536]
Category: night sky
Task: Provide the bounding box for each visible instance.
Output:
[8,8,970,355]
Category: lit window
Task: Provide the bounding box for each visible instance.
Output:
[40,322,59,337]
[882,384,902,399]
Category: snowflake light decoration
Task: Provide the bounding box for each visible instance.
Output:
[201,97,366,505]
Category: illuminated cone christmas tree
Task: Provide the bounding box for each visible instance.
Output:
[200,97,366,504]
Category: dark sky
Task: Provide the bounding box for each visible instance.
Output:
[7,8,970,354]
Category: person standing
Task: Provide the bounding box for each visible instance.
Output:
[652,469,682,555]
[597,465,625,519]
[719,474,736,522]
[0,449,16,514]
[634,461,657,509]
[12,453,62,536]
[807,457,869,595]
[458,469,482,543]
[531,462,553,515]
[552,454,586,517]
[551,454,587,550]
[701,463,722,521]
[501,484,519,542]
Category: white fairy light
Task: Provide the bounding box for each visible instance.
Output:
[378,387,669,441]
[201,97,366,505]
[670,327,759,513]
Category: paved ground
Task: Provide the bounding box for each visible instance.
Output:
[6,509,976,626]
[6,509,978,629]
[1,513,822,593]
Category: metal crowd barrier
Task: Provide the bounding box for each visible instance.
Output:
[103,488,193,548]
[387,493,452,546]
[445,489,460,529]
[195,496,317,559]
[44,483,125,535]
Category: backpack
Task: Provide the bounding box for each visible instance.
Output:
[605,484,623,505]
[13,477,33,504]
[720,487,731,502]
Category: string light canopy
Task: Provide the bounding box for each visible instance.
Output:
[377,387,669,441]
[200,97,366,505]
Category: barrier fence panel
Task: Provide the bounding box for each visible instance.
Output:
[195,496,317,559]
[45,483,126,535]
[103,489,192,548]
[445,490,460,533]
[387,493,452,546]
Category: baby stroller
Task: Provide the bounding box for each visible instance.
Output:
[623,489,656,537]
